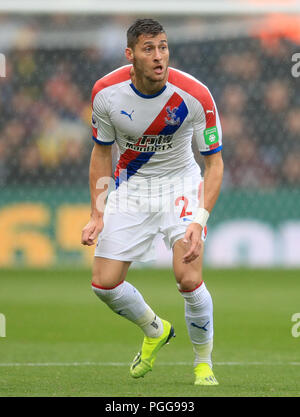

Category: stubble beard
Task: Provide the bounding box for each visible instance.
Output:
[133,58,168,87]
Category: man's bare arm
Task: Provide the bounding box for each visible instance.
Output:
[202,151,224,212]
[81,143,112,246]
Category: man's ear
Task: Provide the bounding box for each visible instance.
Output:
[125,47,134,63]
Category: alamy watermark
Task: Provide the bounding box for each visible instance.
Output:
[0,313,6,337]
[0,53,6,77]
[291,313,300,338]
[95,173,204,215]
[291,53,300,78]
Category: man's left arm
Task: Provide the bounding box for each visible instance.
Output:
[201,151,224,212]
[183,151,224,263]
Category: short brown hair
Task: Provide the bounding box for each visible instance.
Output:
[127,18,165,49]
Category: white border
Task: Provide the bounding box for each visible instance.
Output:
[0,0,300,15]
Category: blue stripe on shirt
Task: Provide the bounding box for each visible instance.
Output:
[200,145,222,156]
[92,136,115,145]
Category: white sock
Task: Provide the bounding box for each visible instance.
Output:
[92,280,163,338]
[179,282,214,368]
[192,339,213,368]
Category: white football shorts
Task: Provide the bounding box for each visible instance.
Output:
[94,179,207,262]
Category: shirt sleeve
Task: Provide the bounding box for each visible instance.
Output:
[192,88,223,155]
[91,91,116,145]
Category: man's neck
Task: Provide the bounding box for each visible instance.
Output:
[130,68,168,96]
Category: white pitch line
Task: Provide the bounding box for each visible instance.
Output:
[0,361,299,367]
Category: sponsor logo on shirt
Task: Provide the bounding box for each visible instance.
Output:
[203,126,219,150]
[92,115,97,127]
[120,109,134,121]
[125,134,174,152]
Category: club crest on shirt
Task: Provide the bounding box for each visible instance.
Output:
[165,106,180,126]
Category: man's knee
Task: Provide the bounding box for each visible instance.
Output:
[91,280,124,303]
[174,265,203,291]
[91,257,130,288]
[176,273,203,292]
[173,239,204,291]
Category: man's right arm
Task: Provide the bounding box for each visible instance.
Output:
[81,143,112,246]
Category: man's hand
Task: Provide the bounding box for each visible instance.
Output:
[81,216,104,246]
[182,223,203,264]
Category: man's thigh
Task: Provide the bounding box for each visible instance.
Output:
[92,256,131,288]
[172,238,204,291]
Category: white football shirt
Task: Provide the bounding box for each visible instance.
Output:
[91,65,222,192]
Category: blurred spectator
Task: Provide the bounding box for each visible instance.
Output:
[36,114,89,169]
[282,151,300,185]
[285,108,300,138]
[17,144,44,183]
[228,138,276,188]
[263,79,290,114]
[219,51,261,82]
[0,138,9,185]
[219,84,248,115]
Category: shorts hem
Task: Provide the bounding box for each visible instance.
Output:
[169,232,186,249]
[168,227,207,249]
[94,252,155,263]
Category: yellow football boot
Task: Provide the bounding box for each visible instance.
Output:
[194,363,219,385]
[130,319,175,378]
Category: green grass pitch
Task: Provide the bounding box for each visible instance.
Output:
[0,268,299,397]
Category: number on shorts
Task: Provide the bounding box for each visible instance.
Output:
[175,196,192,218]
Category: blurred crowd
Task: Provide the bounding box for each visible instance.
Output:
[0,14,299,188]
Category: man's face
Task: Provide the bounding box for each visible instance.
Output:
[127,32,169,83]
